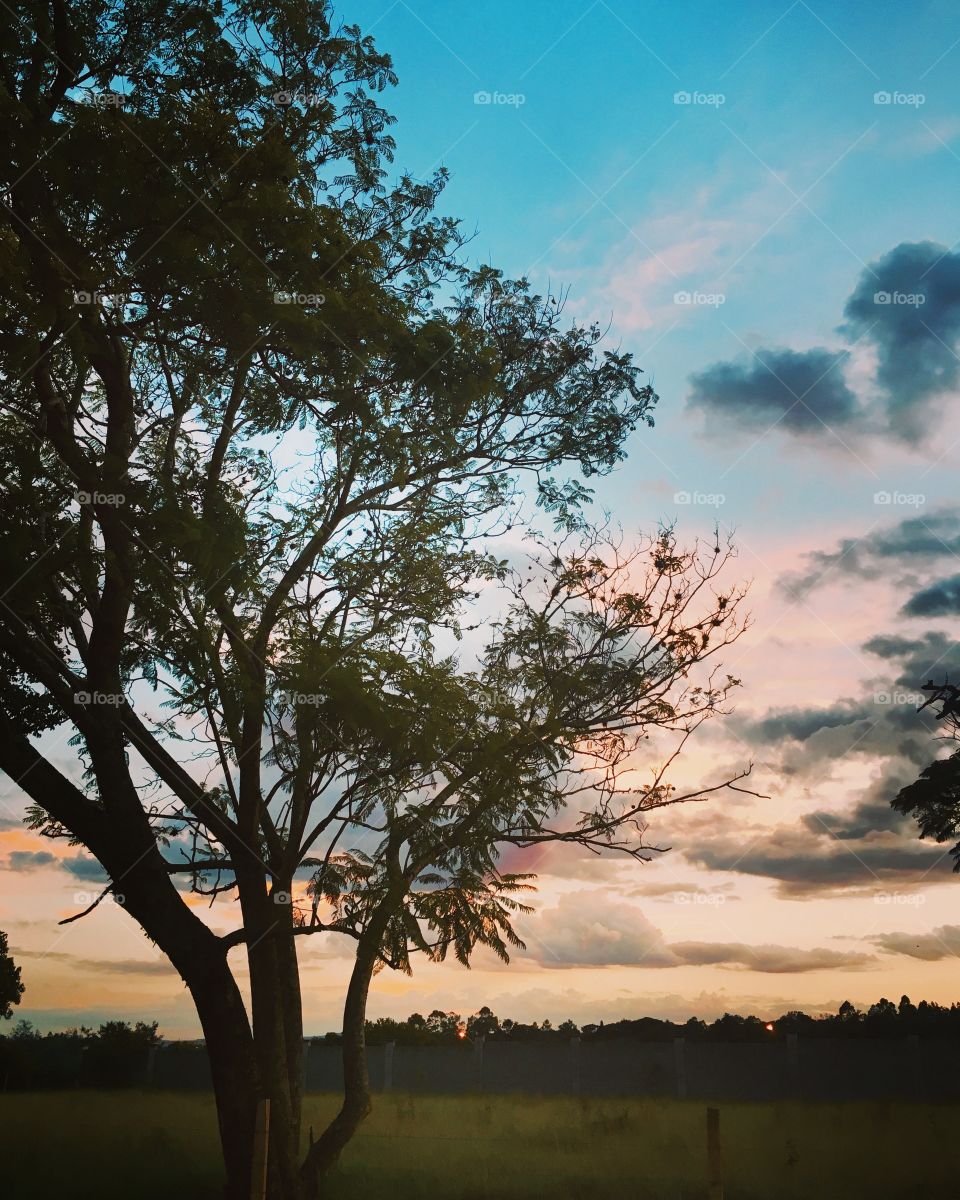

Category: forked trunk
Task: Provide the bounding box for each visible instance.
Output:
[299,935,380,1198]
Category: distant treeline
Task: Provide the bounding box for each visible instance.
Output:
[0,1019,160,1090]
[340,996,960,1044]
[4,996,960,1091]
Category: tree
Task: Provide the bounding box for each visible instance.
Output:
[0,932,24,1019]
[892,681,960,868]
[0,3,750,1196]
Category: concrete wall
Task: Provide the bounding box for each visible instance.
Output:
[147,1036,960,1101]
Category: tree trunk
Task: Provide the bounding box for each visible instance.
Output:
[235,869,307,1200]
[299,941,377,1196]
[299,884,403,1198]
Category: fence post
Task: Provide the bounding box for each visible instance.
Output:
[384,1041,395,1092]
[251,1098,270,1200]
[706,1106,723,1200]
[673,1037,687,1100]
[570,1036,581,1096]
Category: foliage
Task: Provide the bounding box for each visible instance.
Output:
[0,931,24,1019]
[0,1,748,1193]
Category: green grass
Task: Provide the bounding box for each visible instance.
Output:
[0,1090,954,1199]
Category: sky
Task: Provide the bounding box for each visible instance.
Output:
[5,0,960,1035]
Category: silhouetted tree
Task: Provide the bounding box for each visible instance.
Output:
[893,681,960,867]
[0,3,750,1196]
[0,932,24,1019]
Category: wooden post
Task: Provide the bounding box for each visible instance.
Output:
[250,1098,270,1200]
[473,1035,485,1092]
[706,1106,723,1200]
[570,1036,581,1097]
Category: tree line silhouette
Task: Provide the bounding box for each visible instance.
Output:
[347,997,960,1044]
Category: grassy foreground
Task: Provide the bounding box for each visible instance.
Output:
[0,1090,954,1199]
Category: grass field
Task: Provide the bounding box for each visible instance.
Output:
[0,1090,954,1199]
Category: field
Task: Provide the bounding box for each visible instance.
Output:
[0,1090,954,1199]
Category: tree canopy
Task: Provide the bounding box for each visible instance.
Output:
[0,932,24,1020]
[0,3,748,1195]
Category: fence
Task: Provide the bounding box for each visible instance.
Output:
[144,1035,960,1101]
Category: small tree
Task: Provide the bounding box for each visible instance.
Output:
[0,3,750,1196]
[0,932,24,1019]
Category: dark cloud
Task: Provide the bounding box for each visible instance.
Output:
[687,347,860,435]
[869,924,960,961]
[734,701,874,745]
[60,855,109,883]
[0,848,109,882]
[732,700,932,776]
[780,510,960,599]
[842,241,960,441]
[802,793,906,841]
[4,850,58,871]
[863,630,960,679]
[684,822,950,898]
[902,574,960,618]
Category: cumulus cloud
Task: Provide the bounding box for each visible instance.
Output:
[687,347,860,435]
[689,241,960,447]
[523,891,677,968]
[869,924,960,961]
[521,890,873,971]
[842,240,960,440]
